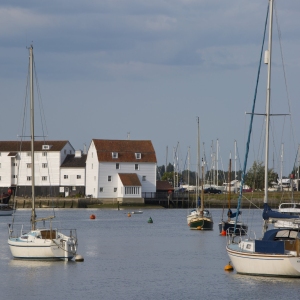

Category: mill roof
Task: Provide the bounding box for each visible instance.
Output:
[0,141,71,152]
[92,139,157,163]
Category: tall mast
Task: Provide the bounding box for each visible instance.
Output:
[264,0,273,206]
[29,45,36,230]
[197,117,200,207]
[228,154,232,220]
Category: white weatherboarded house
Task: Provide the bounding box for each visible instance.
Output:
[85,139,157,203]
[60,150,87,197]
[0,140,74,197]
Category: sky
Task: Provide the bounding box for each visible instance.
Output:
[1,0,300,179]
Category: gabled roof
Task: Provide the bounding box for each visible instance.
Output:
[92,139,157,163]
[0,141,71,152]
[61,154,87,168]
[119,173,141,186]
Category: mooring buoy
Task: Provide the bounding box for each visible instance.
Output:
[75,254,84,262]
[224,261,233,271]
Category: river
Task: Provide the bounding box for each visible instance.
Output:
[0,208,299,299]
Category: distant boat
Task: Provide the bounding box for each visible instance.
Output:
[219,157,247,235]
[7,45,78,260]
[273,203,300,229]
[189,117,213,230]
[0,189,13,216]
[131,211,143,214]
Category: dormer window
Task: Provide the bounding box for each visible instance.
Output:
[112,152,118,159]
[135,153,141,159]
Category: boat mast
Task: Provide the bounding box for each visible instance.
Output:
[264,0,273,207]
[29,45,36,230]
[228,154,231,221]
[196,117,200,209]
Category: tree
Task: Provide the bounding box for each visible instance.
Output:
[245,161,278,190]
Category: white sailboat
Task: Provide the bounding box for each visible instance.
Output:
[7,45,78,260]
[226,0,300,277]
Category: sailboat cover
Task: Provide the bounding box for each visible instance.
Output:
[262,203,299,220]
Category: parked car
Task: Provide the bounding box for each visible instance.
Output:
[204,187,222,194]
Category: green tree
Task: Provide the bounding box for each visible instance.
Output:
[245,161,278,190]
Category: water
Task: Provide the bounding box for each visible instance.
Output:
[0,208,299,300]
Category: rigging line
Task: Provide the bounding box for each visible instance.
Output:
[33,59,49,139]
[275,1,297,153]
[234,2,269,232]
[33,59,55,204]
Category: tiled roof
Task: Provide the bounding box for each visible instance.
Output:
[119,173,141,186]
[61,154,87,168]
[93,139,157,163]
[156,180,174,191]
[0,141,70,152]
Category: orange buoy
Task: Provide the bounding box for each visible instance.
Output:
[90,214,96,219]
[197,226,202,230]
[221,230,226,236]
[224,261,234,271]
[128,213,131,217]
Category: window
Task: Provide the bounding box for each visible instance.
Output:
[125,187,140,195]
[12,163,17,166]
[0,176,1,180]
[72,186,76,191]
[114,187,117,192]
[112,152,118,159]
[92,163,93,169]
[108,176,112,182]
[142,176,146,181]
[135,164,139,170]
[42,152,47,157]
[100,187,103,192]
[42,176,47,181]
[12,175,17,178]
[27,176,31,181]
[42,163,47,168]
[27,163,31,168]
[64,175,68,179]
[77,175,81,179]
[116,163,120,169]
[135,153,141,159]
[64,150,66,154]
[92,152,93,158]
[0,163,1,168]
[27,152,31,156]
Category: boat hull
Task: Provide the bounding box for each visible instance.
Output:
[226,244,300,277]
[219,221,248,235]
[8,229,77,260]
[189,217,213,230]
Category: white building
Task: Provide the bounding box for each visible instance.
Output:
[0,140,74,196]
[85,139,157,203]
[60,150,87,197]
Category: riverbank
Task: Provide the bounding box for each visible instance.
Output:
[9,191,300,209]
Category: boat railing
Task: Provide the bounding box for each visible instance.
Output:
[8,223,77,240]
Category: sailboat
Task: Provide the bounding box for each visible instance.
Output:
[189,117,213,230]
[219,156,247,235]
[7,45,78,260]
[226,0,300,277]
